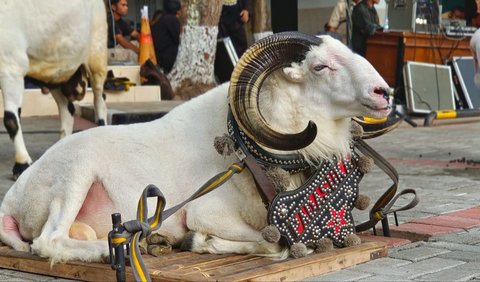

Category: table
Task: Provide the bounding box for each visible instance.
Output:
[366,31,472,87]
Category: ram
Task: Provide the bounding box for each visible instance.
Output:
[0,33,391,263]
[0,0,108,179]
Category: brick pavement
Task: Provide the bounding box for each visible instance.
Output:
[0,116,479,281]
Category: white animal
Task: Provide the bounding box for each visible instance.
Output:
[0,33,391,263]
[471,28,480,87]
[0,0,108,179]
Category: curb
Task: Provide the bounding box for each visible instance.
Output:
[373,206,480,245]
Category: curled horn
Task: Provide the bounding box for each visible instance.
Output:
[229,32,321,151]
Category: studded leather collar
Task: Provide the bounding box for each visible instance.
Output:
[227,110,311,173]
[268,152,362,247]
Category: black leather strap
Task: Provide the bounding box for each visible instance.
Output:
[244,154,277,207]
[354,139,419,232]
[228,110,312,173]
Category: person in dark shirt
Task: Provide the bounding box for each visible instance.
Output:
[465,0,480,26]
[151,0,182,74]
[351,0,381,57]
[107,0,139,54]
[218,0,252,58]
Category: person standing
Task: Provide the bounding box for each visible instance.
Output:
[465,0,480,26]
[351,0,381,57]
[327,0,362,32]
[218,0,252,58]
[151,0,182,74]
[107,0,139,54]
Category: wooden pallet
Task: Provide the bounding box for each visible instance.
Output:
[0,241,386,281]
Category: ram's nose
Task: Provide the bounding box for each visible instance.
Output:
[373,87,391,102]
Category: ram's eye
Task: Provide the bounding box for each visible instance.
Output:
[313,65,328,72]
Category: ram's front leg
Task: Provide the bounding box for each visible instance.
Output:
[0,72,32,179]
[181,201,286,257]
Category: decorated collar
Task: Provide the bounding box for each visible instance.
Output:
[268,151,362,248]
[227,110,312,173]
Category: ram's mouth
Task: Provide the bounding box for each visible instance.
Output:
[362,103,391,111]
[360,87,392,117]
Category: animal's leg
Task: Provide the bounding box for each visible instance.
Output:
[87,47,108,126]
[31,184,109,263]
[90,72,108,126]
[0,74,32,178]
[144,212,188,256]
[182,211,284,256]
[182,232,286,258]
[0,214,30,252]
[50,89,74,138]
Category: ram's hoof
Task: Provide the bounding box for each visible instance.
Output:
[147,244,172,257]
[12,162,30,181]
[144,233,173,256]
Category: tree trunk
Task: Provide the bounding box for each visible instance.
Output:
[168,0,223,100]
[252,0,273,42]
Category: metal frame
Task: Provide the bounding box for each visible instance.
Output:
[403,61,456,114]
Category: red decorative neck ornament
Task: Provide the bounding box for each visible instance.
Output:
[267,151,363,247]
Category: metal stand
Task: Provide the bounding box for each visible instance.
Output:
[108,213,127,282]
[424,109,480,126]
[395,109,417,127]
[372,211,399,237]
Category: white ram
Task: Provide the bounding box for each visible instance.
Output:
[0,0,108,179]
[0,33,391,262]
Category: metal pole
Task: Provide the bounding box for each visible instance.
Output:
[111,213,126,282]
[381,217,391,237]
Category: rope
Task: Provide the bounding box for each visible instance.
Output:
[108,161,246,282]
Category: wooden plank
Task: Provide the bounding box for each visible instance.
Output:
[218,241,387,282]
[0,241,387,281]
[0,248,120,281]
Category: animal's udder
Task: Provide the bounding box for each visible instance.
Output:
[74,182,115,239]
[2,215,24,241]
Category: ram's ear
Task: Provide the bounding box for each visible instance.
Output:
[283,66,305,83]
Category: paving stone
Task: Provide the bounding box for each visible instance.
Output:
[348,257,412,276]
[416,263,480,281]
[460,262,480,270]
[388,245,450,262]
[353,257,412,269]
[389,241,427,253]
[396,257,465,279]
[432,229,480,245]
[438,250,480,262]
[448,207,480,220]
[358,274,410,281]
[410,215,480,229]
[0,269,60,281]
[383,223,462,242]
[305,269,371,281]
[426,241,480,253]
